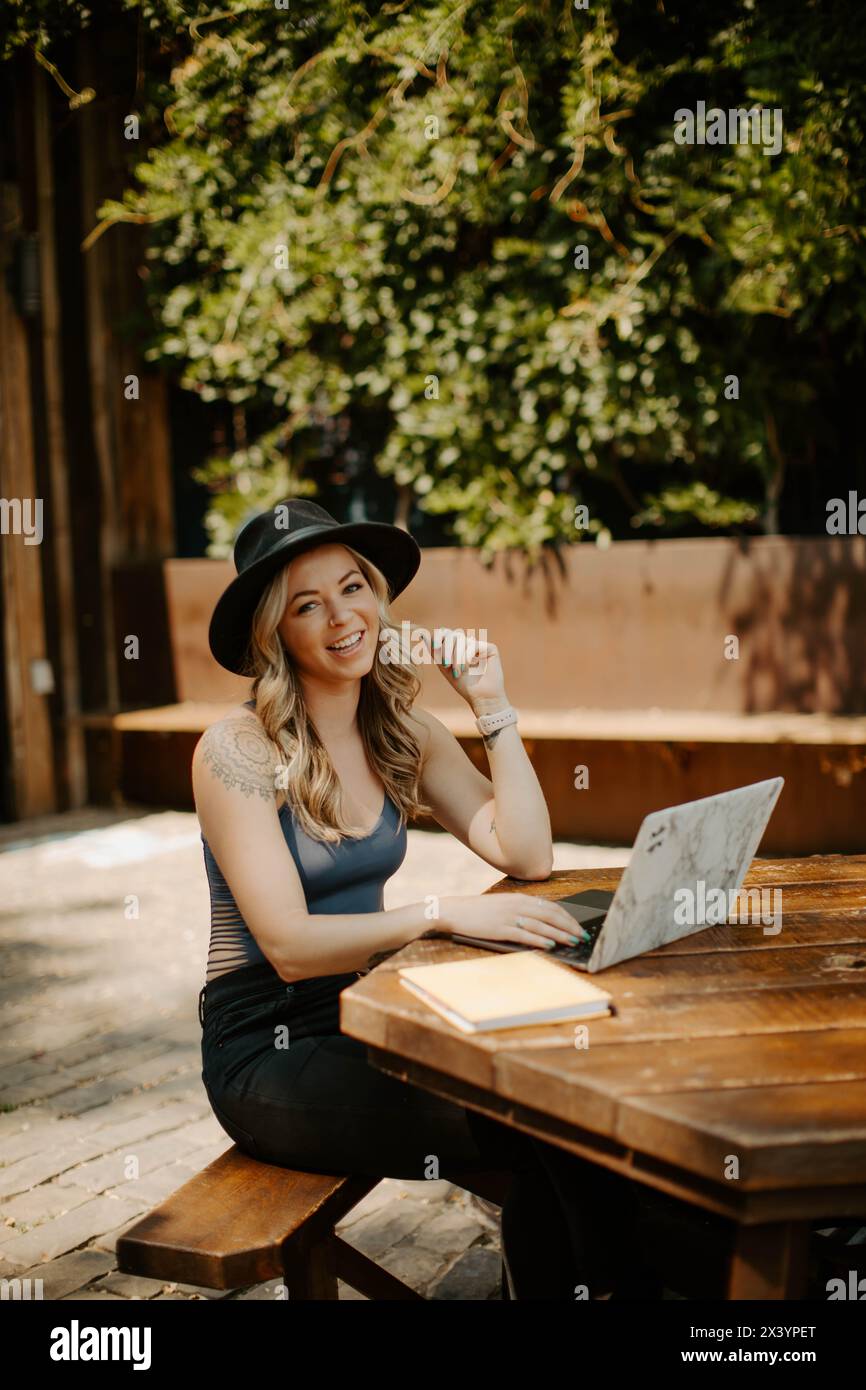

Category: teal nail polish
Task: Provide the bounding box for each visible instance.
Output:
[570,933,587,944]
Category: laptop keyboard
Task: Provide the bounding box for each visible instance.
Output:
[545,892,614,967]
[547,915,606,967]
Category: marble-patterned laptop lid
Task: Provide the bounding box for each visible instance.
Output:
[589,777,784,972]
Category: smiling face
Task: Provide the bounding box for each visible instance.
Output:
[275,543,380,681]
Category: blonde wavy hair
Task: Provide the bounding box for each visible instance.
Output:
[241,543,433,843]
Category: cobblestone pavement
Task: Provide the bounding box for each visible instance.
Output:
[0,806,629,1301]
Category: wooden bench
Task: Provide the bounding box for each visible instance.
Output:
[115,1127,866,1300]
[116,1145,513,1300]
[113,1141,699,1300]
[75,701,866,854]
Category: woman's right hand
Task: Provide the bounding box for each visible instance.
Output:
[437,893,588,950]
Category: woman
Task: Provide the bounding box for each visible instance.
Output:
[194,498,657,1300]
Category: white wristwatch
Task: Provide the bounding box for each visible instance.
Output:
[475,704,518,736]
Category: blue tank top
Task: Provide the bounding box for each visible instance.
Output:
[201,723,408,983]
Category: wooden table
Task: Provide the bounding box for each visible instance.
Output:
[341,855,866,1299]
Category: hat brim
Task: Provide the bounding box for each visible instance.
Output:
[208,521,421,675]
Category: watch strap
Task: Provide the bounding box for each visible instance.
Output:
[475,705,518,735]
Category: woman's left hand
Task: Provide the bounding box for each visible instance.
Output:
[432,629,507,708]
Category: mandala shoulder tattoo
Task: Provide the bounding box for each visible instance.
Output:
[199,715,279,802]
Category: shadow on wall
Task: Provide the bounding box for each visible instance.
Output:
[721,537,866,715]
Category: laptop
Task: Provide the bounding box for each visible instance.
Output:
[446,778,784,973]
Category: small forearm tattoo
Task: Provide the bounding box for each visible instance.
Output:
[481,728,502,750]
[200,716,278,801]
[364,947,398,969]
[490,818,496,835]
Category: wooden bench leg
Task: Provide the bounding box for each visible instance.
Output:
[331,1236,425,1300]
[281,1234,339,1299]
[280,1232,426,1300]
[727,1221,811,1300]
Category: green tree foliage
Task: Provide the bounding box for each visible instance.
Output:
[6,0,865,555]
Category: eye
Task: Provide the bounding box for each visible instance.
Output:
[297,581,364,615]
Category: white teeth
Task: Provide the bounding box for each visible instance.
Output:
[328,630,363,651]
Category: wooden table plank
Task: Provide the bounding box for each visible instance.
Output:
[368,1045,866,1225]
[640,915,866,954]
[569,943,866,1000]
[489,1026,866,1179]
[343,962,866,1060]
[481,858,866,899]
[615,1080,866,1188]
[552,982,866,1045]
[498,1027,866,1098]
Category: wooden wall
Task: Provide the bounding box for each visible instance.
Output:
[0,29,176,821]
[158,536,866,716]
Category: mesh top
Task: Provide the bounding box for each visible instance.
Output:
[202,790,408,983]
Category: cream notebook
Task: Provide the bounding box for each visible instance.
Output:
[398,951,613,1034]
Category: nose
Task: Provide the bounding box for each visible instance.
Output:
[327,597,358,625]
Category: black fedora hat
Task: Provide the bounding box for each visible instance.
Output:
[208,498,421,675]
